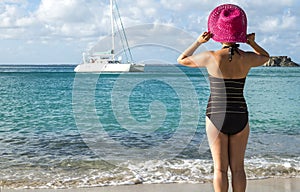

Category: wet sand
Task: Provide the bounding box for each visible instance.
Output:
[2,178,299,192]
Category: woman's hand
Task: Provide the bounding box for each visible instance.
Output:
[245,32,270,66]
[177,31,212,67]
[246,33,255,44]
[197,32,212,44]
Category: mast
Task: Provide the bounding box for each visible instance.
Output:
[110,0,115,60]
[114,0,134,63]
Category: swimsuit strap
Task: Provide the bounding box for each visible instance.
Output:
[222,44,240,62]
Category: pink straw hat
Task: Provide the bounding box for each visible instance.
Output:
[208,4,247,43]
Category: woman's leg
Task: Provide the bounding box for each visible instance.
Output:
[206,117,229,192]
[228,123,249,192]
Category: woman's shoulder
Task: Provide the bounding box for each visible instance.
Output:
[193,50,216,61]
[239,50,269,67]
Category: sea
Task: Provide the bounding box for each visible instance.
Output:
[0,64,299,189]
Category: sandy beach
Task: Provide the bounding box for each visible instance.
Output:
[2,178,299,192]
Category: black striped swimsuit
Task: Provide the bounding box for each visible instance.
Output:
[206,75,248,135]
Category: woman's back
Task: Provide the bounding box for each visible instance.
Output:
[206,48,252,79]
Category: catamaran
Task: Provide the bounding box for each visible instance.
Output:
[74,0,144,73]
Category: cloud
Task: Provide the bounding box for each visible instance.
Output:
[35,0,109,38]
[0,4,24,27]
[36,0,91,23]
[249,0,294,7]
[0,0,110,40]
[0,0,28,5]
[0,0,299,63]
[0,0,298,38]
[258,12,297,33]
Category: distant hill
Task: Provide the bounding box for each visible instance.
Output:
[264,56,299,67]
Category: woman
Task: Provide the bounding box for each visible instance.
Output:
[177,4,269,192]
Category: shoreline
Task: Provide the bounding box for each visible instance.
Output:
[2,178,300,192]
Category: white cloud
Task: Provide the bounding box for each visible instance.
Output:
[0,5,20,27]
[36,0,91,23]
[160,0,212,11]
[0,0,28,5]
[34,0,104,38]
[257,10,297,33]
[249,0,294,7]
[0,0,110,40]
[0,0,299,63]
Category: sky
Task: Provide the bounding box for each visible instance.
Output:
[0,0,299,64]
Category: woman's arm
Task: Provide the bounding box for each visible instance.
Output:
[177,32,212,68]
[246,33,270,67]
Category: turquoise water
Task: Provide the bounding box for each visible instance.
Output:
[0,65,299,189]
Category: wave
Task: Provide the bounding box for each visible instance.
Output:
[1,157,299,189]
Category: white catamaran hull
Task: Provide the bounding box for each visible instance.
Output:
[74,63,144,73]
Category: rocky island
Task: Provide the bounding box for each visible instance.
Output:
[264,56,299,67]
